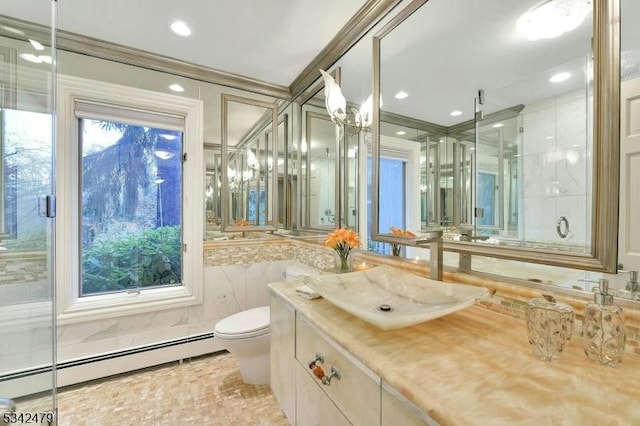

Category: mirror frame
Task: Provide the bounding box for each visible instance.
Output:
[371,0,620,273]
[221,93,279,232]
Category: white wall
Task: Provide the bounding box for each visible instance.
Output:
[520,89,590,246]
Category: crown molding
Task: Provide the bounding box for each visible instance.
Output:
[0,14,290,100]
[288,0,403,100]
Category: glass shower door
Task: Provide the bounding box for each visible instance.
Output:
[0,2,57,423]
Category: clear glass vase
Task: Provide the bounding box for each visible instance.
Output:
[333,251,352,273]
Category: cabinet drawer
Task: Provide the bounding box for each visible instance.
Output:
[296,362,351,426]
[296,313,380,426]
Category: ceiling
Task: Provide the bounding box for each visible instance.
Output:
[2,0,637,133]
[1,0,368,87]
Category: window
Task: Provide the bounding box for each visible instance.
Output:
[80,119,183,296]
[56,75,203,324]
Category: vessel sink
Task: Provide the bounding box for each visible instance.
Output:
[303,265,489,330]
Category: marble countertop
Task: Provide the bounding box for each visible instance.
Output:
[269,280,640,425]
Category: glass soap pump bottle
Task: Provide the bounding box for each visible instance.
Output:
[582,279,626,366]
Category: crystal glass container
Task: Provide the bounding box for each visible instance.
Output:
[582,279,626,366]
[526,295,574,362]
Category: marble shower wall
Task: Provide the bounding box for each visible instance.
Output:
[521,89,591,245]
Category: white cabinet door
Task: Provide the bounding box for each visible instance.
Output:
[619,78,640,271]
[270,296,296,423]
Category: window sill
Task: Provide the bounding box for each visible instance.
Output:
[57,285,201,326]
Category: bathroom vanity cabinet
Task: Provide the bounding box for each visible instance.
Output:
[270,290,433,425]
[269,280,640,425]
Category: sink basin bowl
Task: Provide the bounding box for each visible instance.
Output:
[303,265,489,330]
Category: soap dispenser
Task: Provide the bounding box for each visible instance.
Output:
[582,279,626,366]
[626,271,638,292]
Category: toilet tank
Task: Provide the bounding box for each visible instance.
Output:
[285,264,320,281]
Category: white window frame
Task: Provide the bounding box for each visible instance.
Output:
[56,75,203,325]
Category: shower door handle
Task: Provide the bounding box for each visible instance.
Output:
[556,216,570,239]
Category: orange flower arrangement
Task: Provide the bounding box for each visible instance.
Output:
[235,219,249,227]
[389,227,415,256]
[324,228,360,273]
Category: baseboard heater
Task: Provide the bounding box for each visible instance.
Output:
[1,332,222,397]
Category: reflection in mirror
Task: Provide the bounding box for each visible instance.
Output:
[278,114,290,227]
[0,44,17,240]
[298,72,363,233]
[221,94,278,231]
[204,145,222,237]
[265,112,290,228]
[303,107,337,228]
[372,0,619,272]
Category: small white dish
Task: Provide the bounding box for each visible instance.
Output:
[295,284,320,299]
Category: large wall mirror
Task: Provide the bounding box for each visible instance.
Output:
[296,71,362,233]
[220,94,279,231]
[371,0,619,272]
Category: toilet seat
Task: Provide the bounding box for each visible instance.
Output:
[214,306,270,340]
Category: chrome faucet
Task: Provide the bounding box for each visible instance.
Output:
[458,229,489,270]
[378,230,443,280]
[415,231,443,281]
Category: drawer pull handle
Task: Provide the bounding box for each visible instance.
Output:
[321,366,341,386]
[308,353,324,369]
[311,365,325,380]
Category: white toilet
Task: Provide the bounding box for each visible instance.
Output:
[213,264,320,385]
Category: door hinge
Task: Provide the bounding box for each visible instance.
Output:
[182,153,188,162]
[38,195,56,218]
[183,243,187,252]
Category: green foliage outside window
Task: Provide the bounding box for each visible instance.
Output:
[82,225,182,295]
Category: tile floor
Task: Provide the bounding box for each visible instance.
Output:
[18,352,289,426]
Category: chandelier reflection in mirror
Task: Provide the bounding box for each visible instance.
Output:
[516,0,592,41]
[228,147,261,193]
[319,69,376,133]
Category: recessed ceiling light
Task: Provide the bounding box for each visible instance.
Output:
[38,55,52,64]
[394,91,408,99]
[545,136,555,140]
[29,39,45,51]
[549,72,571,83]
[169,83,185,92]
[20,53,42,63]
[396,131,407,136]
[450,110,463,117]
[170,20,192,37]
[492,123,504,128]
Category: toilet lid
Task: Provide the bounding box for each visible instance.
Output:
[214,306,270,337]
